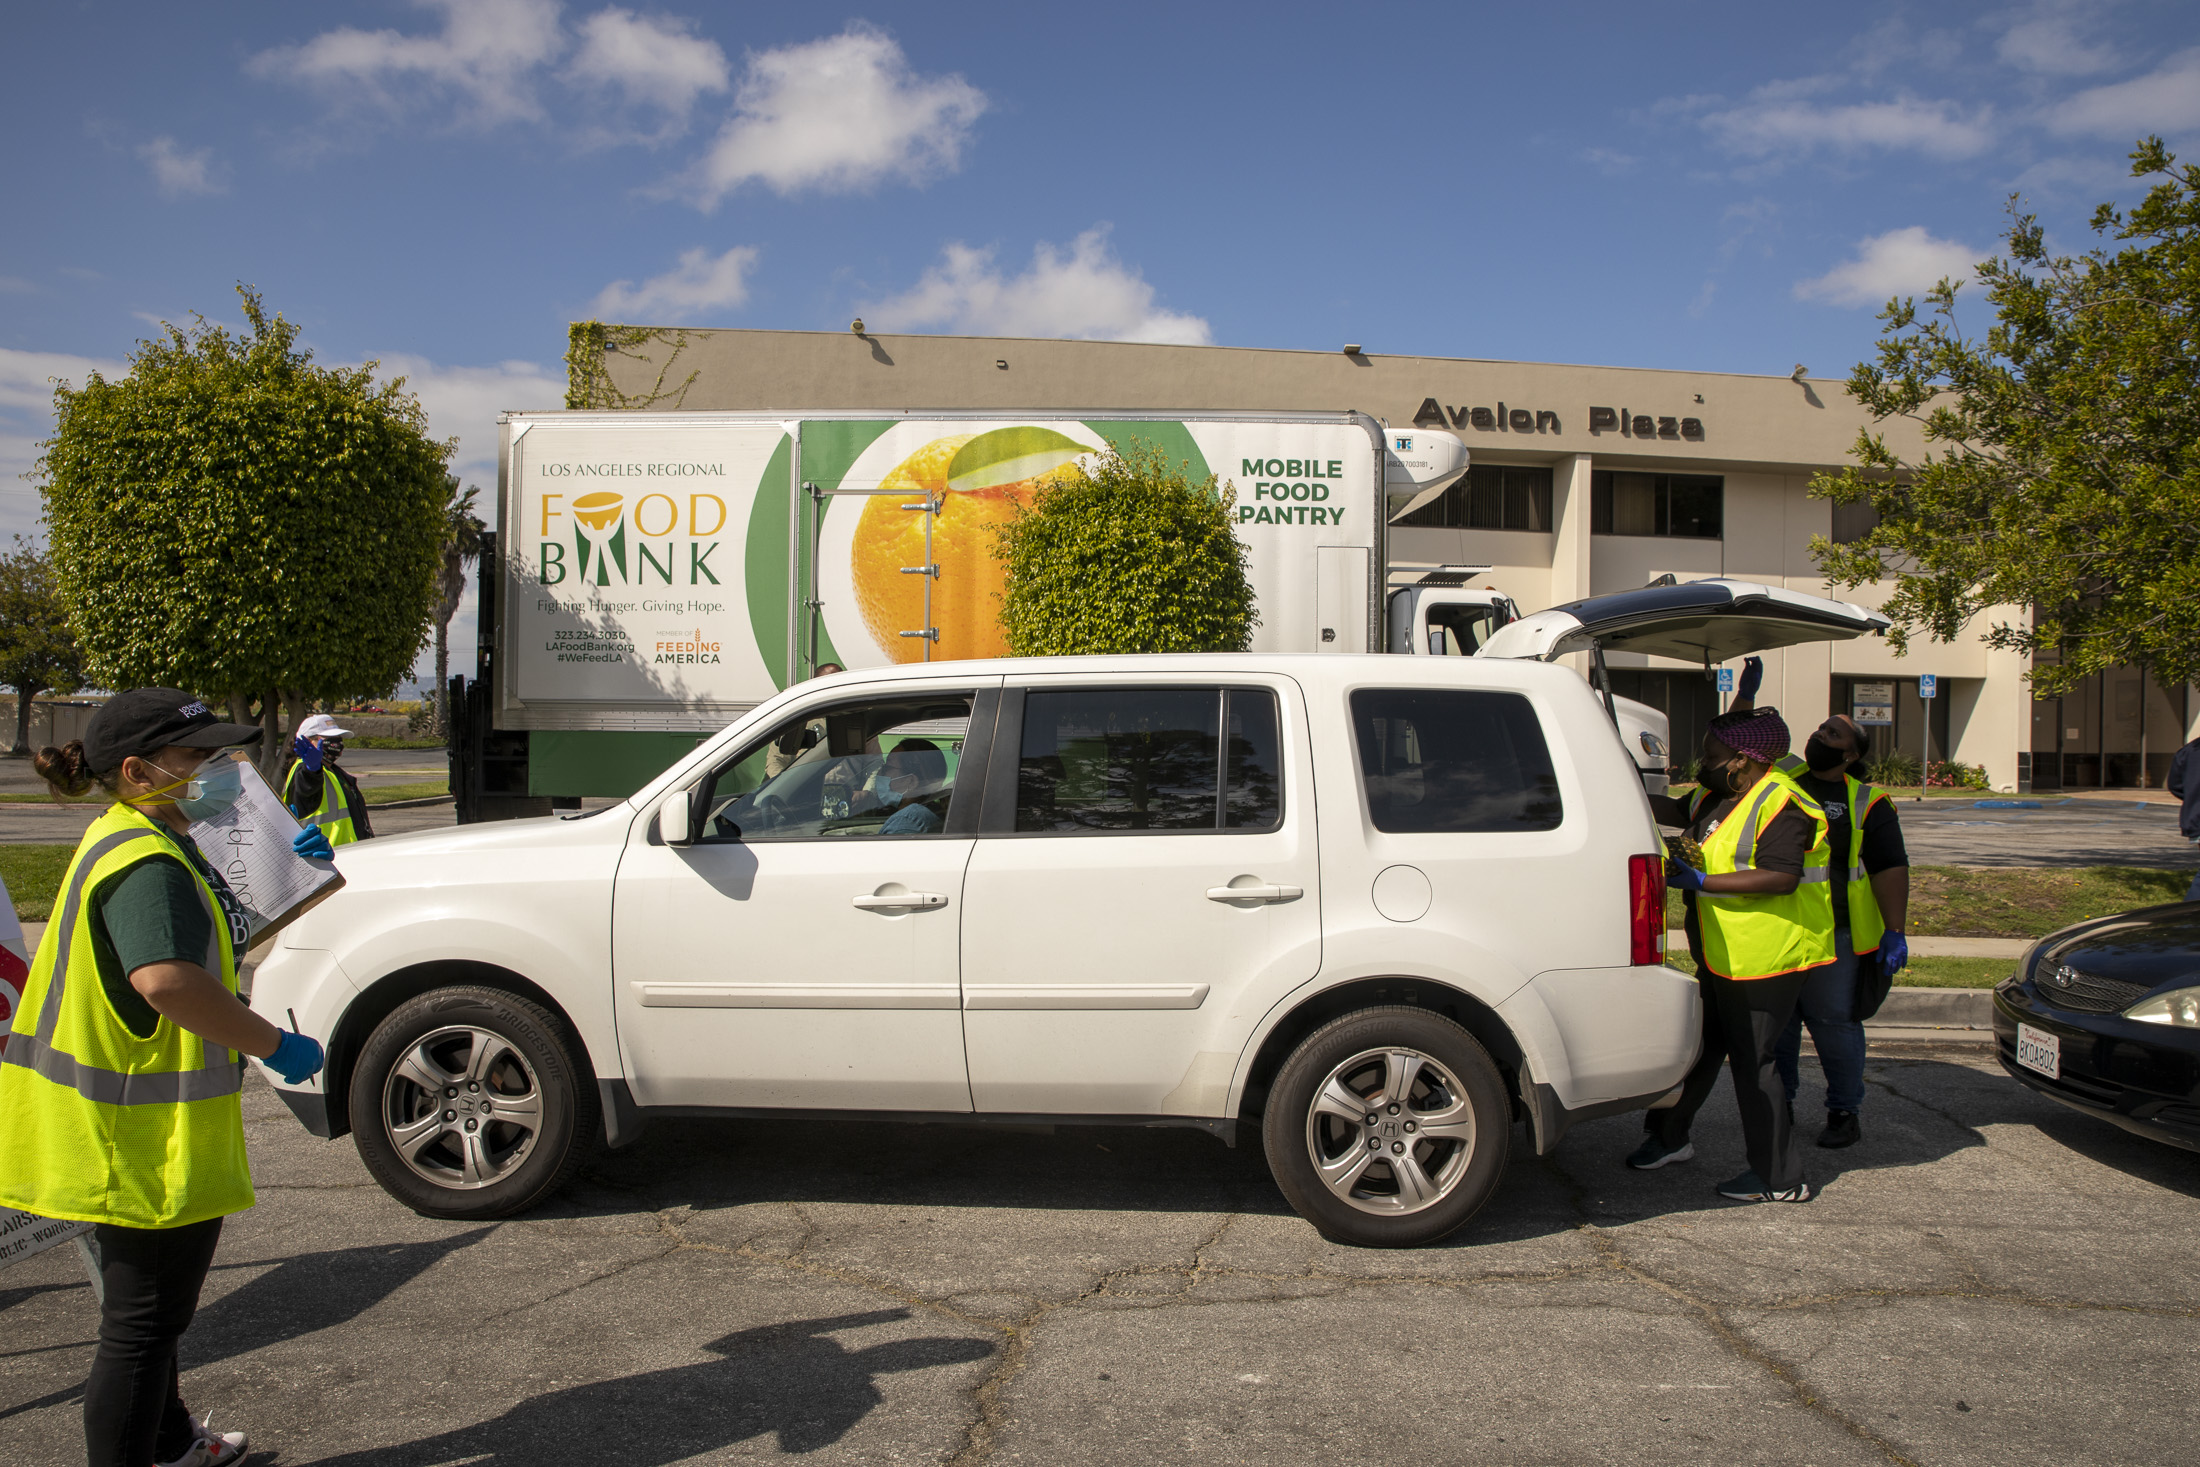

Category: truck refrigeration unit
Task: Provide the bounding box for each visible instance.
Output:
[451,409,1887,816]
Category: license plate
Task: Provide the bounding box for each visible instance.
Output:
[2016,1023,2060,1080]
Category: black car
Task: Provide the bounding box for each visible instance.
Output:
[1993,902,2200,1153]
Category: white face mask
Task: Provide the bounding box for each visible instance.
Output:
[142,756,245,822]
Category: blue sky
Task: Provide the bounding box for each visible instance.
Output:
[5,0,2197,686]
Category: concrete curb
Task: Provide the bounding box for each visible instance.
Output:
[366,795,455,810]
[1665,931,2031,959]
[1872,987,1993,1026]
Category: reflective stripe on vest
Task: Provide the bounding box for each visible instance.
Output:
[285,760,359,845]
[1695,768,1838,980]
[0,806,255,1227]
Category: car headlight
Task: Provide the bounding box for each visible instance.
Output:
[1638,731,1668,758]
[2123,986,2200,1027]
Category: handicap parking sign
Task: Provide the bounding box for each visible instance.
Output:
[1717,667,1734,693]
[1919,674,1937,700]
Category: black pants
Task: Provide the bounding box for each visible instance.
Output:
[86,1217,222,1467]
[1646,966,1815,1191]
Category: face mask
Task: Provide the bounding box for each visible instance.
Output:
[1804,736,1853,774]
[1698,759,1741,796]
[142,757,245,822]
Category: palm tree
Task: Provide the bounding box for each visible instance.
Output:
[432,478,487,738]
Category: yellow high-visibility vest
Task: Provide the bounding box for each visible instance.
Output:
[284,759,359,846]
[0,804,254,1228]
[1829,774,1890,955]
[1696,758,1838,981]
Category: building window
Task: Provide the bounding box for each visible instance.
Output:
[1830,500,1880,544]
[1590,471,1723,539]
[1395,464,1552,532]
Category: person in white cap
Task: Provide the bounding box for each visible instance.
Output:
[282,714,372,847]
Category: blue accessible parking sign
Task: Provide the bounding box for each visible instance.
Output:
[1919,674,1937,699]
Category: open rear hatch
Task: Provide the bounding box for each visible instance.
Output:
[1477,578,1891,665]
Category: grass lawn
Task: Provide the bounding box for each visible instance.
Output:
[363,779,449,805]
[1663,952,2014,988]
[1666,864,2190,937]
[1,844,72,922]
[352,736,446,750]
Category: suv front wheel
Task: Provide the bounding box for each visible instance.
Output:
[350,986,598,1220]
[1263,1006,1510,1247]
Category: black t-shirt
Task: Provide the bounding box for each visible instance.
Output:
[1796,772,1908,928]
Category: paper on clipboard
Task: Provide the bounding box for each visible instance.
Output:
[188,757,344,945]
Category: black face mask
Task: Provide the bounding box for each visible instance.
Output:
[1698,759,1742,796]
[1804,736,1851,774]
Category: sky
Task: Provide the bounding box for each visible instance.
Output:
[4,0,2197,689]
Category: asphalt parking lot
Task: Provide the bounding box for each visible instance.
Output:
[4,1048,2194,1466]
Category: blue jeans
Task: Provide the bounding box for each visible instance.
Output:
[1775,927,1867,1114]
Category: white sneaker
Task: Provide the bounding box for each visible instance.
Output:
[156,1415,248,1467]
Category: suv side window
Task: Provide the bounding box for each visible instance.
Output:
[1013,687,1283,834]
[1350,688,1563,833]
[699,693,974,841]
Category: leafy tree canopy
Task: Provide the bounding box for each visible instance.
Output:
[39,286,451,750]
[993,443,1258,655]
[1811,139,2200,695]
[0,537,89,755]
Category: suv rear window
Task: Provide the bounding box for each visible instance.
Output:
[1015,687,1283,833]
[1350,689,1563,833]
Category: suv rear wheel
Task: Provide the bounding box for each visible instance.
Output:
[1262,1006,1510,1247]
[350,986,597,1220]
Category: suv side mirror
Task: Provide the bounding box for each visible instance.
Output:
[658,790,694,847]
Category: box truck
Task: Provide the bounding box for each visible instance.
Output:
[453,409,1886,816]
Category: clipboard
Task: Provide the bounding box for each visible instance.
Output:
[188,756,347,951]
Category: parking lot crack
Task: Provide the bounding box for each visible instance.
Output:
[1581,1226,1924,1467]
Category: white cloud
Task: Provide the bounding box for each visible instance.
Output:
[1702,91,1994,160]
[567,7,727,121]
[364,353,564,487]
[1794,226,1979,307]
[0,347,131,543]
[139,136,225,198]
[1996,1,2121,76]
[248,0,565,126]
[591,245,758,322]
[864,229,1210,346]
[0,277,35,294]
[681,26,984,205]
[2048,48,2200,138]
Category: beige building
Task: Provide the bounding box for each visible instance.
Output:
[598,328,2198,792]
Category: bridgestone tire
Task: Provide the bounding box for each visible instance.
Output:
[350,986,598,1220]
[1262,1005,1511,1248]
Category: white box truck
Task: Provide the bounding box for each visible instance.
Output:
[456,409,1885,814]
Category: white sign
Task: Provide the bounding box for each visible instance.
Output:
[1919,673,1938,700]
[0,1208,90,1271]
[1853,681,1895,726]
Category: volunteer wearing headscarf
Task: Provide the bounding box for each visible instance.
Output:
[283,713,372,846]
[1773,713,1909,1149]
[0,690,327,1467]
[1629,702,1834,1203]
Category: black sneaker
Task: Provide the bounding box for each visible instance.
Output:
[1716,1170,1815,1203]
[1626,1136,1694,1170]
[1818,1110,1861,1149]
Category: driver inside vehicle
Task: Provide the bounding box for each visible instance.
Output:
[853,739,950,834]
[704,702,967,841]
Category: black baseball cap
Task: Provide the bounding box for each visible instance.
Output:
[84,688,264,776]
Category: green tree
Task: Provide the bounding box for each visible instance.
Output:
[431,476,487,737]
[1810,139,2200,695]
[0,537,89,756]
[992,443,1258,655]
[39,286,451,775]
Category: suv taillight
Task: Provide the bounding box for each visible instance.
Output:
[1628,854,1665,967]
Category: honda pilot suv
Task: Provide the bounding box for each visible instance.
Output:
[252,653,1696,1246]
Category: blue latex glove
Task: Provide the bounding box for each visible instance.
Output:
[1666,863,1707,892]
[266,1029,325,1085]
[292,735,322,772]
[1736,656,1764,701]
[292,826,334,861]
[1880,930,1909,979]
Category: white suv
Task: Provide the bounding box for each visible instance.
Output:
[252,651,1707,1246]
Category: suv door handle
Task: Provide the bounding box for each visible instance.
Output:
[1206,883,1303,904]
[853,892,950,911]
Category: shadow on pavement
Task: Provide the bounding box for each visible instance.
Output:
[186,1228,496,1370]
[289,1309,994,1464]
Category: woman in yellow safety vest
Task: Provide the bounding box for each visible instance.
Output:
[0,690,328,1467]
[1628,702,1835,1204]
